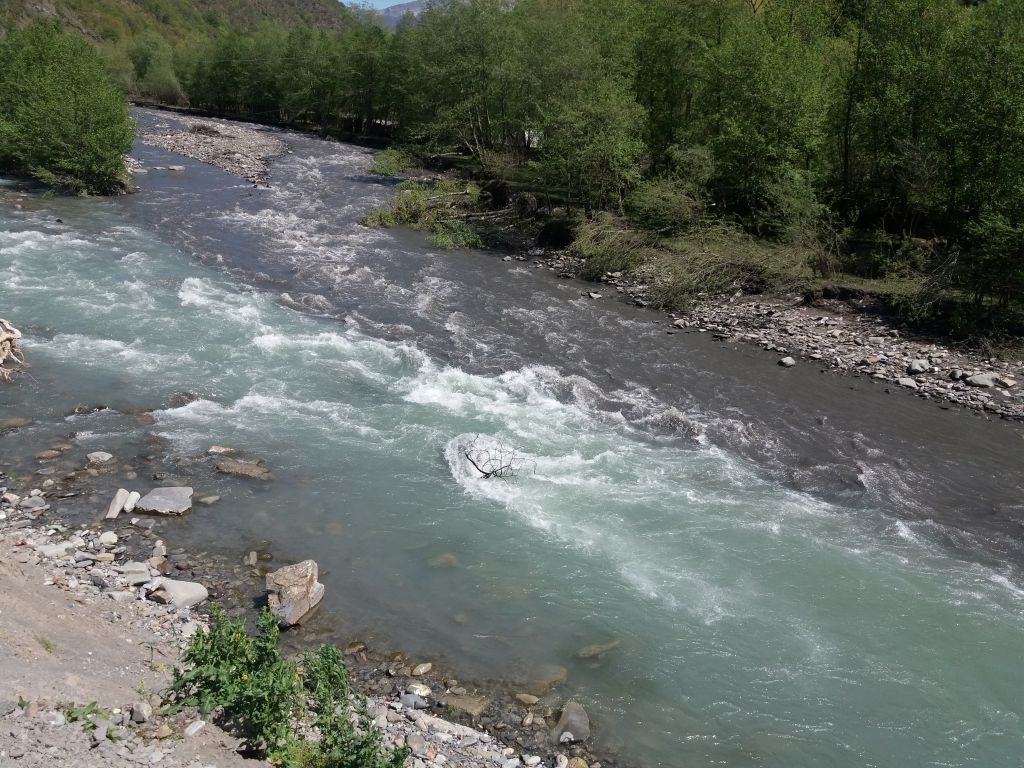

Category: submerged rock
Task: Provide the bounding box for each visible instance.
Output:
[442,693,491,717]
[216,459,271,480]
[575,639,620,659]
[136,486,193,515]
[87,451,114,464]
[266,560,324,626]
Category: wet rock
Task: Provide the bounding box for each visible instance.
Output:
[442,693,491,717]
[0,416,32,431]
[198,495,220,505]
[136,486,193,515]
[265,559,325,626]
[216,459,271,481]
[551,702,590,744]
[412,662,433,676]
[516,694,540,706]
[87,451,114,464]
[36,449,61,460]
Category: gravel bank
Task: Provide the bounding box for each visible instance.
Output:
[139,115,287,184]
[523,249,1024,421]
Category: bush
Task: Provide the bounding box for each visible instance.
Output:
[0,21,134,194]
[368,148,414,176]
[361,179,482,248]
[626,178,704,235]
[165,607,407,768]
[572,213,656,279]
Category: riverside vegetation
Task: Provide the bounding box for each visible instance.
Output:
[2,1,1023,335]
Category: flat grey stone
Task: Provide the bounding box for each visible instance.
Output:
[136,487,193,515]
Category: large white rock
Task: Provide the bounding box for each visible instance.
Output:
[147,577,208,609]
[123,490,142,513]
[105,488,131,520]
[265,560,324,627]
[136,487,193,515]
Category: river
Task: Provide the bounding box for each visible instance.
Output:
[1,109,1022,767]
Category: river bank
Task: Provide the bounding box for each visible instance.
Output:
[0,436,609,768]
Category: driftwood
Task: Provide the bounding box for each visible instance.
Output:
[0,319,25,381]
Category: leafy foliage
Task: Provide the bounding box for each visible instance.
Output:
[368,149,415,177]
[0,21,134,194]
[165,608,407,768]
[361,180,482,249]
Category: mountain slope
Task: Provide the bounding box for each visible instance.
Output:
[1,0,353,42]
[377,1,429,29]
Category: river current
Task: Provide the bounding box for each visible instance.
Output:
[1,110,1023,767]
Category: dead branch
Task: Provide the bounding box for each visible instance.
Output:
[0,319,25,382]
[461,436,535,481]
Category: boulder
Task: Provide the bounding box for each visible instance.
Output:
[136,487,193,515]
[994,376,1017,388]
[907,359,929,374]
[265,560,324,626]
[105,488,131,520]
[550,701,590,744]
[966,373,997,388]
[897,377,919,390]
[87,451,114,464]
[147,578,208,609]
[779,357,796,368]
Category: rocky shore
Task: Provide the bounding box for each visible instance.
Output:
[0,432,610,768]
[139,116,287,184]
[524,250,1024,421]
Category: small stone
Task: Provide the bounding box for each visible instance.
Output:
[400,693,429,710]
[515,693,539,706]
[99,531,118,546]
[406,734,427,757]
[183,720,205,738]
[897,377,919,390]
[197,495,220,505]
[123,491,142,513]
[131,702,153,724]
[907,359,929,374]
[524,757,541,767]
[407,682,432,698]
[412,662,433,676]
[154,724,172,739]
[778,357,796,368]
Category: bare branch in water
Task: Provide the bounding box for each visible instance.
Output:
[461,437,535,481]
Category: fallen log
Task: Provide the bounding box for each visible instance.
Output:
[0,319,25,381]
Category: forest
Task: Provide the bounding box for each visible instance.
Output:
[2,0,1023,333]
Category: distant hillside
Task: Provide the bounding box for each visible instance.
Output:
[377,1,428,29]
[0,0,353,42]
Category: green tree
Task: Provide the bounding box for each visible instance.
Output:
[0,20,134,194]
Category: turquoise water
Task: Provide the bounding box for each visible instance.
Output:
[2,144,1023,768]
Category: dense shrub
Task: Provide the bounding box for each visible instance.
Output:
[166,607,408,768]
[0,21,134,194]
